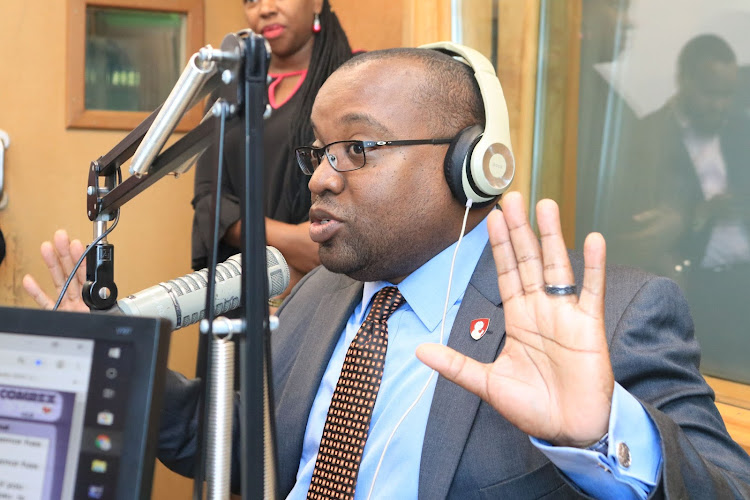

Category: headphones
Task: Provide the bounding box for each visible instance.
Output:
[419,42,516,207]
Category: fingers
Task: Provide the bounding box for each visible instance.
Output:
[53,230,77,278]
[40,241,68,292]
[579,232,606,319]
[536,199,576,302]
[488,210,524,305]
[53,230,85,300]
[492,193,605,317]
[35,229,87,308]
[499,192,545,294]
[416,343,490,401]
[22,274,55,310]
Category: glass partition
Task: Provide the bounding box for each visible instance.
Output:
[533,0,750,383]
[451,0,500,69]
[85,7,186,112]
[66,0,203,131]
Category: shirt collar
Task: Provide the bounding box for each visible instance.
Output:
[361,214,491,331]
[669,97,691,130]
[670,98,722,141]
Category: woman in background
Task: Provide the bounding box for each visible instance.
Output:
[191,0,353,300]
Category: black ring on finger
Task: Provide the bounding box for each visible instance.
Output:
[544,284,576,296]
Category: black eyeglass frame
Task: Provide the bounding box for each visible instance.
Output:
[295,138,454,175]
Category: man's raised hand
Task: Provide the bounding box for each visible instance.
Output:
[417,192,613,448]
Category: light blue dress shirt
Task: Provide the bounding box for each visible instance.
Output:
[286,216,662,499]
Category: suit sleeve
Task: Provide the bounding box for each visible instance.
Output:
[532,383,661,498]
[156,370,201,476]
[609,276,750,498]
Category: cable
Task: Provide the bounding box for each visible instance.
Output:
[366,198,474,499]
[52,209,121,311]
[53,166,123,311]
[195,99,228,500]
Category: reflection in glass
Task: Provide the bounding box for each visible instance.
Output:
[85,7,186,112]
[534,0,750,383]
[452,0,500,70]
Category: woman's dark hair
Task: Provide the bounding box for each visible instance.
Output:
[291,1,353,151]
[285,0,353,221]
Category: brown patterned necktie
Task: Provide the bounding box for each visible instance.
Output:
[307,286,406,500]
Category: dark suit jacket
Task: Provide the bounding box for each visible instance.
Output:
[611,103,750,274]
[158,243,750,498]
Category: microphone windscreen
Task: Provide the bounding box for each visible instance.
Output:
[265,246,290,298]
[116,247,290,329]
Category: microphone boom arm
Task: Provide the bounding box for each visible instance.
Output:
[86,36,250,223]
[82,30,280,500]
[83,33,253,310]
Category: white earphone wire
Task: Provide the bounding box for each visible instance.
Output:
[365,199,474,499]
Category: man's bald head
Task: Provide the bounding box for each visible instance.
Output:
[336,48,486,138]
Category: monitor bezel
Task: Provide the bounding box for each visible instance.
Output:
[0,306,171,500]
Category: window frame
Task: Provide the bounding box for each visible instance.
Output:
[66,0,204,131]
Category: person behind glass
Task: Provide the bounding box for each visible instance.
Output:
[191,0,353,302]
[623,34,750,378]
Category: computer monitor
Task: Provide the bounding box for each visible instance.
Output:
[0,306,171,500]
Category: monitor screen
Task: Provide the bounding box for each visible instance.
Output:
[0,307,171,500]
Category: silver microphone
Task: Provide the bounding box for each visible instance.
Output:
[129,53,217,177]
[116,247,289,330]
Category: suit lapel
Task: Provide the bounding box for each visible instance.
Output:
[274,278,363,494]
[419,243,506,499]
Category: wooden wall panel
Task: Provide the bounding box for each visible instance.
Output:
[495,0,540,202]
[528,0,580,241]
[332,0,405,51]
[402,0,452,47]
[706,376,750,454]
[455,0,495,67]
[204,0,248,47]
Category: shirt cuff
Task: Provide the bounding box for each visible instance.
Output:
[530,382,662,499]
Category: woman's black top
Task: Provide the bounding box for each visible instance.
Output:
[190,85,310,270]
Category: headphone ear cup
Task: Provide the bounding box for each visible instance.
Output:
[444,125,483,205]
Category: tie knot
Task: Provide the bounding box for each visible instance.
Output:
[366,286,405,323]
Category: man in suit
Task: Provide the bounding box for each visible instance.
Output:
[155,47,750,498]
[25,47,750,498]
[610,34,750,381]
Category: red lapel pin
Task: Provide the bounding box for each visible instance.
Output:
[470,318,490,340]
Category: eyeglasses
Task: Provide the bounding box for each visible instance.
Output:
[295,138,453,175]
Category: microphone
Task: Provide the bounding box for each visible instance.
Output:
[129,52,218,177]
[115,247,290,330]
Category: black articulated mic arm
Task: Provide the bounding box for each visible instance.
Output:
[82,32,249,310]
[81,30,280,500]
[82,235,117,310]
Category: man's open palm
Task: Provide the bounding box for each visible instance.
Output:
[417,192,613,447]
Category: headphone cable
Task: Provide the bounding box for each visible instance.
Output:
[366,198,473,499]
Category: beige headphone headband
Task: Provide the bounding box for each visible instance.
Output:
[418,41,515,201]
